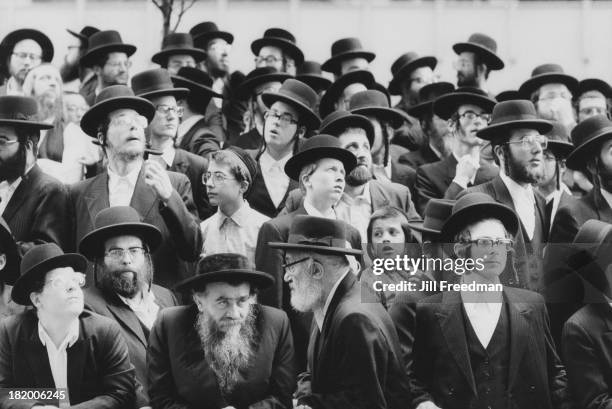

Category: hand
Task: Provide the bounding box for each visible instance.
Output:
[416,401,442,409]
[455,153,479,181]
[144,159,173,204]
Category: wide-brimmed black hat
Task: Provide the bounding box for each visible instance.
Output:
[0,218,19,285]
[171,67,223,100]
[321,37,375,75]
[0,96,53,130]
[151,33,206,66]
[407,198,455,235]
[566,114,612,170]
[235,67,291,100]
[66,26,100,44]
[132,68,189,100]
[476,100,553,141]
[545,121,574,159]
[406,81,455,119]
[269,215,363,256]
[577,78,612,99]
[12,243,87,306]
[80,85,155,137]
[251,28,304,66]
[0,28,54,63]
[349,89,408,128]
[495,90,523,103]
[432,86,497,121]
[190,21,234,48]
[440,192,519,242]
[296,61,332,92]
[318,69,375,118]
[175,253,274,292]
[80,30,136,68]
[388,52,437,95]
[284,134,357,181]
[453,33,504,71]
[319,110,374,146]
[262,79,321,129]
[519,64,578,99]
[79,206,162,260]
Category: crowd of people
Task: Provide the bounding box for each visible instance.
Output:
[0,20,609,409]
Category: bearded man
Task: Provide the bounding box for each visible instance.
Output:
[81,206,178,408]
[147,253,295,409]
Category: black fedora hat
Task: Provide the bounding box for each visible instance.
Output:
[251,28,304,66]
[318,69,375,118]
[0,96,53,130]
[578,78,612,99]
[519,64,578,99]
[79,206,163,260]
[66,25,100,43]
[175,253,273,292]
[284,134,357,181]
[0,218,19,285]
[296,61,332,92]
[12,243,87,306]
[566,115,612,170]
[545,121,574,159]
[440,192,519,242]
[190,21,234,48]
[0,28,54,63]
[406,81,455,119]
[269,215,363,256]
[388,52,437,95]
[80,85,155,137]
[80,30,136,68]
[319,110,374,146]
[321,37,375,75]
[407,198,455,235]
[131,68,189,100]
[349,89,407,128]
[453,33,504,71]
[432,86,497,121]
[151,33,206,66]
[172,67,223,100]
[235,67,291,100]
[495,90,523,103]
[262,79,321,129]
[476,100,553,141]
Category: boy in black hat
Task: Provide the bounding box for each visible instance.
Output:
[452,33,504,92]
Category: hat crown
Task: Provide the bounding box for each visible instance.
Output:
[570,114,612,148]
[273,79,318,111]
[161,32,195,50]
[578,78,612,97]
[531,63,565,78]
[20,243,65,277]
[80,26,100,38]
[0,96,39,122]
[422,199,455,230]
[331,37,365,56]
[297,61,323,76]
[546,121,571,143]
[320,110,352,130]
[244,66,282,82]
[349,89,390,110]
[175,66,214,88]
[418,82,455,102]
[131,68,176,96]
[262,28,296,44]
[452,192,500,215]
[190,21,220,37]
[87,30,126,51]
[94,85,138,105]
[466,33,498,53]
[197,253,253,276]
[93,206,144,230]
[287,215,353,249]
[489,100,539,126]
[298,134,343,153]
[391,52,420,75]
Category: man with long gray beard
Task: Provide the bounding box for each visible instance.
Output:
[147,253,295,409]
[80,206,178,408]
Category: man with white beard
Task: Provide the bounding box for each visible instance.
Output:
[270,215,411,409]
[147,253,296,409]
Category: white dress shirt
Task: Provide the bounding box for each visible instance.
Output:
[500,171,536,239]
[160,146,176,168]
[303,198,336,220]
[461,292,502,348]
[452,151,480,189]
[336,182,371,242]
[176,114,205,147]
[118,290,160,330]
[601,188,612,211]
[545,183,572,231]
[314,269,350,330]
[0,164,35,215]
[107,165,140,207]
[259,151,291,208]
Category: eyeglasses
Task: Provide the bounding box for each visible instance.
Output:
[202,171,236,185]
[109,113,148,129]
[464,238,514,251]
[458,111,491,123]
[453,59,474,70]
[255,55,282,66]
[155,105,184,117]
[264,110,299,126]
[506,134,548,150]
[45,272,86,290]
[538,92,572,102]
[105,60,132,70]
[12,52,42,62]
[0,139,18,149]
[105,247,147,261]
[282,256,311,272]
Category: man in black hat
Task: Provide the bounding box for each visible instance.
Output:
[251,28,303,76]
[295,61,332,109]
[321,37,375,79]
[152,32,206,75]
[411,192,569,409]
[318,69,375,119]
[415,87,498,215]
[61,26,100,92]
[148,253,295,409]
[452,33,504,92]
[0,28,54,96]
[0,95,70,253]
[0,243,135,408]
[271,215,411,409]
[79,30,136,106]
[575,78,612,122]
[0,217,23,318]
[80,206,178,408]
[70,85,202,289]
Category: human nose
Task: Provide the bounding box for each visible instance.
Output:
[225,302,240,319]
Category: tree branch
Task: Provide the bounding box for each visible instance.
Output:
[172,0,198,32]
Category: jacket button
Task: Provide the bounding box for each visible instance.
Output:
[530,386,536,391]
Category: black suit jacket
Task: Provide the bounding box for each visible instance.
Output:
[297,273,412,409]
[84,285,178,407]
[68,166,203,288]
[3,164,70,254]
[170,148,213,220]
[389,144,417,195]
[147,304,296,409]
[0,309,135,409]
[232,127,263,150]
[398,144,440,169]
[411,288,569,409]
[178,116,221,157]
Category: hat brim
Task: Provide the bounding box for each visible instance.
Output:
[566,126,612,170]
[284,145,356,181]
[0,227,19,285]
[321,51,376,74]
[80,96,155,137]
[406,220,441,235]
[1,29,54,62]
[320,114,375,146]
[193,31,234,48]
[174,269,274,292]
[519,73,579,99]
[295,74,332,92]
[151,48,207,65]
[476,119,553,141]
[78,222,163,260]
[251,38,305,66]
[12,253,87,306]
[318,70,375,118]
[406,101,433,119]
[80,43,137,68]
[66,28,87,42]
[268,241,363,256]
[433,92,497,121]
[171,75,223,99]
[388,56,438,95]
[235,73,292,100]
[440,202,519,243]
[0,119,53,130]
[547,140,574,159]
[452,42,504,70]
[350,106,405,128]
[261,92,321,130]
[136,86,190,101]
[579,78,612,98]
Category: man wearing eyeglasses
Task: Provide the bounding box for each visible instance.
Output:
[251,28,304,76]
[415,87,498,215]
[411,192,569,409]
[79,206,178,408]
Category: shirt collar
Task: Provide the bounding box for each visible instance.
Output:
[108,163,141,186]
[341,181,371,206]
[217,200,250,229]
[499,170,535,204]
[38,318,80,349]
[117,288,157,311]
[314,269,350,330]
[161,146,176,167]
[260,150,292,172]
[303,198,336,219]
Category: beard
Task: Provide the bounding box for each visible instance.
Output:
[35,90,60,121]
[506,150,543,184]
[346,163,372,187]
[0,144,26,182]
[60,60,80,82]
[290,271,323,313]
[196,303,257,396]
[99,263,150,298]
[457,70,478,87]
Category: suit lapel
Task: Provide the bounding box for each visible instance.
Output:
[105,292,147,347]
[592,189,612,221]
[130,167,157,220]
[3,165,41,221]
[505,288,531,388]
[491,175,514,209]
[67,331,88,404]
[85,172,110,223]
[171,149,190,174]
[369,181,390,210]
[442,155,457,186]
[24,318,55,388]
